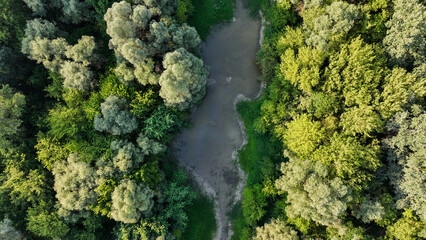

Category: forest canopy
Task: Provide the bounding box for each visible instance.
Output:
[0,0,208,239]
[233,0,426,239]
[1,0,425,239]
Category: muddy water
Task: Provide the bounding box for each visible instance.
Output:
[173,1,261,239]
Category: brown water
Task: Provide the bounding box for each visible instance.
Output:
[173,1,261,239]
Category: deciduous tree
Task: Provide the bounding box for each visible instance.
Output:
[275,157,352,226]
[52,154,98,211]
[94,95,138,135]
[384,106,426,221]
[255,219,299,240]
[159,48,207,110]
[306,1,359,51]
[111,179,154,223]
[0,85,25,154]
[383,0,425,67]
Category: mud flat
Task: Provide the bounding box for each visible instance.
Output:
[173,1,261,239]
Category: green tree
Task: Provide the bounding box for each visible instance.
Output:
[379,68,425,119]
[280,46,326,94]
[35,136,69,170]
[0,46,32,87]
[25,35,96,91]
[21,19,60,56]
[0,0,28,48]
[104,1,201,85]
[47,104,87,140]
[386,209,426,240]
[306,92,339,119]
[23,0,92,24]
[384,106,426,221]
[111,179,154,223]
[383,0,425,67]
[0,218,25,240]
[275,157,352,226]
[340,105,383,137]
[136,133,165,156]
[60,61,93,91]
[60,0,92,24]
[110,140,144,174]
[52,154,98,211]
[94,95,138,135]
[176,0,194,23]
[159,48,208,110]
[26,201,70,238]
[255,219,299,240]
[324,37,385,107]
[92,179,117,217]
[161,170,195,230]
[353,197,385,223]
[27,36,68,72]
[306,1,359,51]
[283,114,326,157]
[326,222,369,240]
[311,133,380,189]
[143,105,179,141]
[1,166,48,204]
[242,184,268,226]
[0,85,25,154]
[65,36,96,66]
[85,0,119,21]
[130,89,159,118]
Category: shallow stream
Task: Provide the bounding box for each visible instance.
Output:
[173,1,261,239]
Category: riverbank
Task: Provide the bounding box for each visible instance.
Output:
[231,97,285,239]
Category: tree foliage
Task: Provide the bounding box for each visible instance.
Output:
[255,219,299,240]
[386,209,426,240]
[0,218,25,240]
[24,34,96,91]
[383,0,425,67]
[238,0,426,238]
[0,85,25,154]
[26,201,70,238]
[1,0,201,238]
[0,0,28,48]
[23,0,92,24]
[159,48,208,110]
[52,154,98,211]
[275,157,352,226]
[104,0,201,87]
[305,1,359,51]
[384,106,426,222]
[94,95,138,135]
[110,179,154,223]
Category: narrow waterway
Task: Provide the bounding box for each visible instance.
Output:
[173,1,261,239]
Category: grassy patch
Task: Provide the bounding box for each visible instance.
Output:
[181,192,216,240]
[236,98,281,186]
[230,98,285,239]
[230,202,251,239]
[188,0,235,40]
